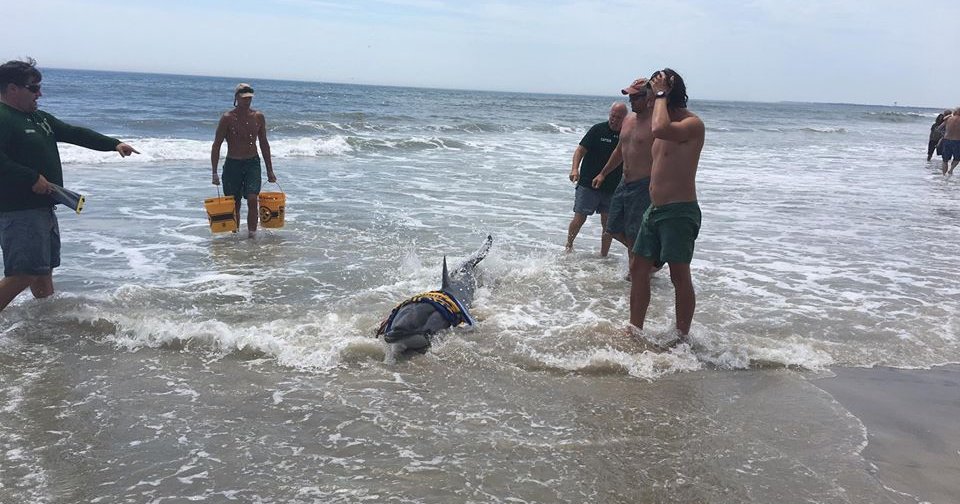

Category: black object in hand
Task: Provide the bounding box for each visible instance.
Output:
[49,183,85,214]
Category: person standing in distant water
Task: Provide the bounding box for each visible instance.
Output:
[0,58,139,313]
[211,83,277,238]
[630,69,705,342]
[941,108,960,175]
[927,110,950,162]
[593,78,656,276]
[565,102,627,255]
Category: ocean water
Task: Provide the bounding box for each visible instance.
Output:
[1,68,956,503]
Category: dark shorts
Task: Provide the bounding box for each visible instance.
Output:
[633,201,701,266]
[606,177,651,242]
[929,137,944,157]
[0,207,61,277]
[222,156,262,200]
[942,139,960,161]
[573,185,612,216]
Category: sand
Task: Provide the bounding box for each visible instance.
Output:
[812,365,960,504]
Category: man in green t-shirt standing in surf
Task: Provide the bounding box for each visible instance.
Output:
[0,58,139,313]
[211,83,277,238]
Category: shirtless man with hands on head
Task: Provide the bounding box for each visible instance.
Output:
[630,68,705,342]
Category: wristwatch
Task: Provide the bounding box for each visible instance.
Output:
[655,90,667,99]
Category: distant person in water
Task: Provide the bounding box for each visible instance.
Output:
[630,68,705,342]
[0,58,139,313]
[565,102,627,255]
[941,108,960,175]
[928,110,951,161]
[211,83,277,238]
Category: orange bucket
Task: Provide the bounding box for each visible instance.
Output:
[204,196,238,233]
[258,192,285,228]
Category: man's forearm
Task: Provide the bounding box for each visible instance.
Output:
[597,145,622,178]
[0,154,40,186]
[261,145,273,172]
[211,141,221,173]
[651,99,671,135]
[571,146,585,173]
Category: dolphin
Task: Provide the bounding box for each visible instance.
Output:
[377,235,493,354]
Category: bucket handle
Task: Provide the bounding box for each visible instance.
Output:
[213,181,280,197]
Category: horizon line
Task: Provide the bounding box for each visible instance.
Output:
[41,65,938,110]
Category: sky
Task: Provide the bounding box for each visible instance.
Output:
[2,0,959,107]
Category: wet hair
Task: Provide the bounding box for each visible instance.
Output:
[650,68,688,109]
[0,58,42,95]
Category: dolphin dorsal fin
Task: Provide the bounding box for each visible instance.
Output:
[442,256,451,290]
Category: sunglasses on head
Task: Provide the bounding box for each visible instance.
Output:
[21,83,41,93]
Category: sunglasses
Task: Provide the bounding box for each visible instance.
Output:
[21,83,41,93]
[628,91,648,100]
[236,87,254,94]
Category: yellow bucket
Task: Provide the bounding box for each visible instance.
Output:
[259,192,285,228]
[204,196,238,233]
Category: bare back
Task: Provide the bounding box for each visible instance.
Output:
[649,109,704,206]
[945,114,960,141]
[218,108,265,159]
[618,111,655,183]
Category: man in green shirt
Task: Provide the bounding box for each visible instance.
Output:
[565,102,627,255]
[0,59,139,313]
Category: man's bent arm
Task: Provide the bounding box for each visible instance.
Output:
[0,150,39,187]
[592,143,623,188]
[651,99,703,143]
[258,113,274,178]
[570,145,586,181]
[211,117,227,174]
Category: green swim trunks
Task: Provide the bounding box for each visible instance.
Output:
[632,201,701,266]
[222,156,262,200]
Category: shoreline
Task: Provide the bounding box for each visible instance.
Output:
[811,364,960,504]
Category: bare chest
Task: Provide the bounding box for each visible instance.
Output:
[622,120,654,152]
[226,113,260,145]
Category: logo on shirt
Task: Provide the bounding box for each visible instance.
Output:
[27,114,53,136]
[36,116,53,136]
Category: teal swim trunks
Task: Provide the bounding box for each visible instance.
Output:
[222,156,262,200]
[632,201,701,266]
[606,177,651,243]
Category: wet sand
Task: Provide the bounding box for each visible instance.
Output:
[812,365,960,504]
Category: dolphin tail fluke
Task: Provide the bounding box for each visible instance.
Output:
[456,235,493,274]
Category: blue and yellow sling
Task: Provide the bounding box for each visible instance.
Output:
[376,290,475,337]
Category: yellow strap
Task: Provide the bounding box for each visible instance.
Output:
[408,291,461,315]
